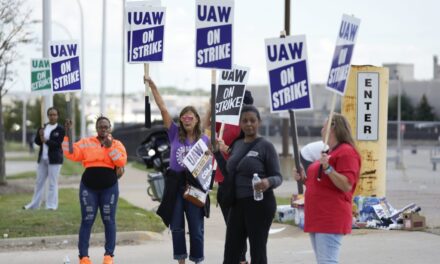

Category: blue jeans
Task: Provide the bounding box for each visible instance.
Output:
[309,233,343,264]
[78,182,119,258]
[170,187,204,263]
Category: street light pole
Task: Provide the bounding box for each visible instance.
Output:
[121,0,126,127]
[75,0,86,138]
[396,74,403,169]
[100,0,107,116]
[42,0,53,123]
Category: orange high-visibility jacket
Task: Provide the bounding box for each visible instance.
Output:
[63,136,127,169]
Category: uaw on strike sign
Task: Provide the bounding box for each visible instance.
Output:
[49,40,81,93]
[216,65,249,125]
[183,139,213,191]
[265,35,312,112]
[196,0,234,69]
[326,14,360,95]
[126,1,166,63]
[31,58,51,94]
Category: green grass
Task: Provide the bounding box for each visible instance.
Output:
[0,188,165,238]
[130,160,149,171]
[276,196,291,206]
[6,155,37,162]
[5,142,28,152]
[60,159,84,176]
[5,158,83,180]
[7,171,36,180]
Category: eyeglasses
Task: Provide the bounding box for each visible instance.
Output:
[97,126,110,130]
[180,116,194,122]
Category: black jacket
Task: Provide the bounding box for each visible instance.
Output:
[157,169,210,227]
[35,124,65,164]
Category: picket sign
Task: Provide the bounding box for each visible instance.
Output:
[323,14,361,147]
[126,0,166,128]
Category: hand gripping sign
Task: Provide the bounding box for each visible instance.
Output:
[265,35,312,113]
[126,1,166,63]
[195,0,234,69]
[326,14,361,95]
[183,139,213,192]
[49,40,82,93]
[216,65,250,125]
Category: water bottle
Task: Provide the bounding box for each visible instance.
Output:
[252,173,263,201]
[63,255,70,264]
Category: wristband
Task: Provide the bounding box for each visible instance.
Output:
[324,165,334,175]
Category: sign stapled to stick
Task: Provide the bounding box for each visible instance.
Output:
[126,1,166,63]
[195,0,234,69]
[265,35,312,113]
[49,40,82,94]
[216,65,250,125]
[31,58,51,94]
[183,139,213,191]
[326,14,361,95]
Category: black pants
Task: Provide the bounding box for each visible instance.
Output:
[223,192,276,264]
[217,183,247,262]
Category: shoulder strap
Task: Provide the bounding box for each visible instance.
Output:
[235,137,262,162]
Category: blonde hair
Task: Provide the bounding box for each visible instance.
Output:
[330,113,356,148]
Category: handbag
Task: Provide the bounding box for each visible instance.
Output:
[215,138,262,208]
[183,184,207,207]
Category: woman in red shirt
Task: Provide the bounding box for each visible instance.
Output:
[295,113,361,264]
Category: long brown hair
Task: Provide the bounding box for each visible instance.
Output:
[330,113,356,149]
[178,106,202,143]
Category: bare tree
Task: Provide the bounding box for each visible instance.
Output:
[0,0,34,185]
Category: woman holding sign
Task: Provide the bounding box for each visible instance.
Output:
[294,113,361,264]
[213,105,282,264]
[64,116,127,264]
[145,77,209,264]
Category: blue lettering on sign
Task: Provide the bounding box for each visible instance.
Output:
[267,42,303,62]
[50,44,77,57]
[197,5,231,23]
[196,25,232,69]
[327,44,354,93]
[269,61,310,111]
[51,57,81,92]
[339,21,358,41]
[128,11,164,25]
[128,26,164,62]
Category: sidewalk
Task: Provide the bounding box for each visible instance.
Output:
[2,149,440,263]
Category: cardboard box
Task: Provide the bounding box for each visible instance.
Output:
[403,212,426,231]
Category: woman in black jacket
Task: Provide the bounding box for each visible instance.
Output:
[24,107,65,210]
[214,105,283,264]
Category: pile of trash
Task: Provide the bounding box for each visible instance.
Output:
[275,195,426,231]
[352,196,426,231]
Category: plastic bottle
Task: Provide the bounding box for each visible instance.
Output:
[252,173,263,201]
[63,255,70,264]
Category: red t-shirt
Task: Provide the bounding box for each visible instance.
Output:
[304,143,361,234]
[214,123,241,183]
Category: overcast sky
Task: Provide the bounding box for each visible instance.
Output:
[9,0,440,95]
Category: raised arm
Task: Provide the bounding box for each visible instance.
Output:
[144,77,172,129]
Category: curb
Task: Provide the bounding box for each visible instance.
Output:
[0,231,164,252]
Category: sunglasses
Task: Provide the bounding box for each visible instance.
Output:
[180,116,194,122]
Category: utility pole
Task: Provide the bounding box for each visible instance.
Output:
[43,0,53,123]
[100,0,107,115]
[121,0,126,127]
[396,74,403,169]
[76,0,86,138]
[281,0,290,157]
